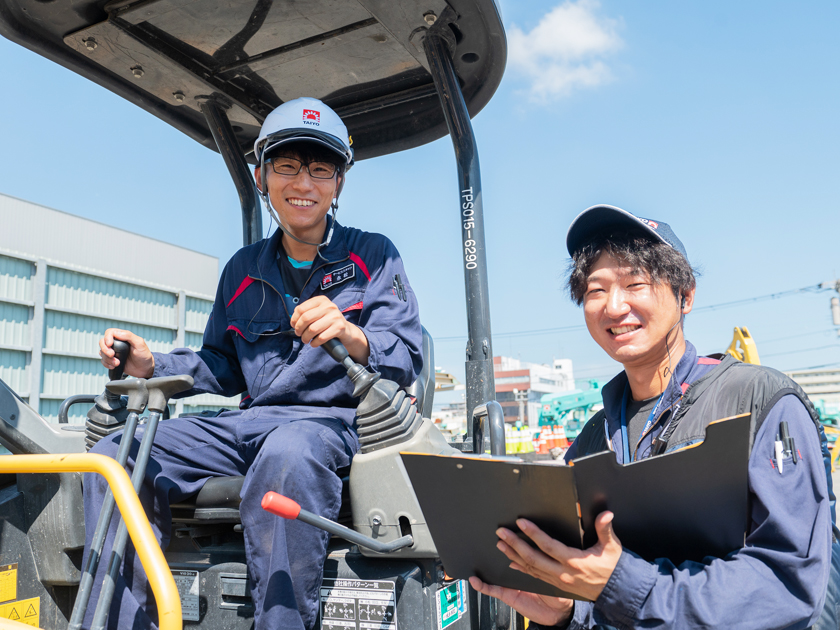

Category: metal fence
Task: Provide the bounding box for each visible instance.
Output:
[0,250,238,424]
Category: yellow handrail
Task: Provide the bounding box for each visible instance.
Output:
[0,454,182,630]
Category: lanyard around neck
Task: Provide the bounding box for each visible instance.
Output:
[619,384,663,463]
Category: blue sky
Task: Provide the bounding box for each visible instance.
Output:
[1,0,838,385]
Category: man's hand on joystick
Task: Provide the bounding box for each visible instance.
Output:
[99,328,155,379]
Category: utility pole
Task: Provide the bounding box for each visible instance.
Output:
[823,280,840,335]
[513,388,528,426]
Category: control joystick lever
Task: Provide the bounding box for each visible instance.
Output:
[322,338,380,398]
[321,337,423,455]
[105,340,131,401]
[84,340,131,450]
[76,373,194,630]
[109,340,130,381]
[267,336,425,555]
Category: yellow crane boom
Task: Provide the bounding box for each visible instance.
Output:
[726,327,761,365]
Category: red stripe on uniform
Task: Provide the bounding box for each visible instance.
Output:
[342,301,363,313]
[349,252,371,281]
[227,277,255,308]
[697,357,721,365]
[681,382,690,393]
[227,325,245,338]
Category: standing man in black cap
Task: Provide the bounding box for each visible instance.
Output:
[470,205,840,629]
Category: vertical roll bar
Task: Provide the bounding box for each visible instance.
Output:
[199,99,263,246]
[423,33,495,431]
[472,401,507,456]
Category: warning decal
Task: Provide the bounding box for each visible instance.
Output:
[0,596,39,627]
[171,570,200,621]
[320,578,396,630]
[436,581,467,630]
[0,564,17,603]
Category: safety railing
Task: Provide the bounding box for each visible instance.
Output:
[0,453,182,630]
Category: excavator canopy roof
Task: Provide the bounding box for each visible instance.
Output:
[0,0,506,161]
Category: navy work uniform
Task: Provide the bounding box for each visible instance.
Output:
[562,341,839,629]
[83,219,423,630]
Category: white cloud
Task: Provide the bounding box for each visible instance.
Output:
[508,0,622,101]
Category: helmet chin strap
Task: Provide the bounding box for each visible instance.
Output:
[259,157,342,260]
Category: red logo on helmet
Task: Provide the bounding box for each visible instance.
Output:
[303,109,320,124]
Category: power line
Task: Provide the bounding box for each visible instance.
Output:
[762,344,840,359]
[693,283,829,313]
[494,325,587,339]
[434,282,835,342]
[759,328,837,345]
[573,371,621,381]
[783,361,840,372]
[571,364,622,377]
[435,324,586,342]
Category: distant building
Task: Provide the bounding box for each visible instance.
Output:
[431,356,575,434]
[433,367,461,391]
[786,367,840,405]
[430,367,466,435]
[493,356,575,428]
[0,192,239,423]
[429,388,467,436]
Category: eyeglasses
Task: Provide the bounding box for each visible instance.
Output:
[269,156,337,179]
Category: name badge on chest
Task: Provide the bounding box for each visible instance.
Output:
[321,263,355,290]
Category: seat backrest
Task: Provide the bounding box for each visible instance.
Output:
[404,326,434,419]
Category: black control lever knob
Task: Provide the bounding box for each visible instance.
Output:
[109,340,130,382]
[321,338,380,399]
[323,338,352,369]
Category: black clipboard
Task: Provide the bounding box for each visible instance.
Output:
[401,413,750,598]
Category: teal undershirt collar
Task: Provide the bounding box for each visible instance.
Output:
[287,256,312,269]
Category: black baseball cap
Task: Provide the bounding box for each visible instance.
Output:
[566,204,688,260]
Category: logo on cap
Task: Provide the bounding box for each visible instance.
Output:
[639,218,659,230]
[302,109,320,126]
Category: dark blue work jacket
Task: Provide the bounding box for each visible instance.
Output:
[563,342,835,629]
[565,342,721,463]
[152,220,423,426]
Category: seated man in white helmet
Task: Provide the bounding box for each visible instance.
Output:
[87,97,423,629]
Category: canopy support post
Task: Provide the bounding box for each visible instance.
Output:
[200,98,263,246]
[423,32,495,437]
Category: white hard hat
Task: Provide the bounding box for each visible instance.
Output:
[254,97,353,167]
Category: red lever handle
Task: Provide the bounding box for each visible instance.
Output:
[261,490,414,554]
[261,491,301,520]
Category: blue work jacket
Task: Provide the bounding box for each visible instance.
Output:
[564,342,833,629]
[152,220,423,426]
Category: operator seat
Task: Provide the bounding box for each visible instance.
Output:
[170,326,436,525]
[404,326,435,421]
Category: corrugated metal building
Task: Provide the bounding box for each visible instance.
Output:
[0,192,239,423]
[786,367,840,404]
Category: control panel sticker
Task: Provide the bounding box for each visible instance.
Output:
[437,581,467,630]
[172,569,200,621]
[320,578,396,630]
[0,564,17,603]
[0,596,39,627]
